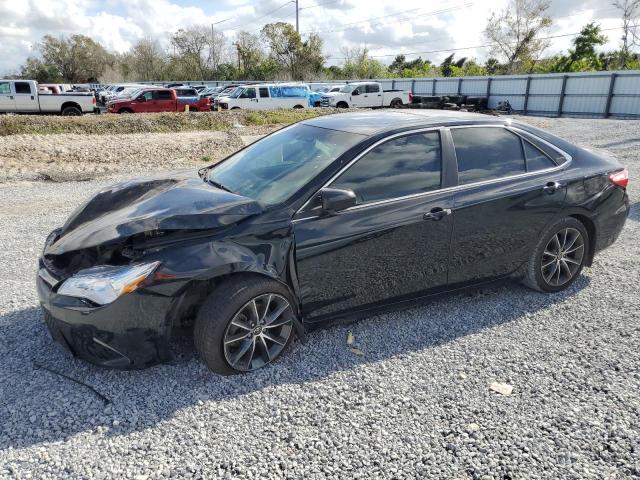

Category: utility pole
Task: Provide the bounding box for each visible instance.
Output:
[295,0,299,33]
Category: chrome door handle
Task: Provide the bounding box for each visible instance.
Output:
[423,207,452,221]
[542,181,563,194]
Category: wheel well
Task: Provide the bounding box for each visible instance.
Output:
[169,272,295,329]
[569,214,596,266]
[118,108,133,113]
[336,101,349,108]
[61,102,81,112]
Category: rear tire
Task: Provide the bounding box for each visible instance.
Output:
[194,276,296,375]
[118,108,133,114]
[61,106,82,116]
[390,98,403,108]
[523,217,589,293]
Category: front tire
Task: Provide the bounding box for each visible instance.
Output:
[194,276,296,374]
[524,217,589,293]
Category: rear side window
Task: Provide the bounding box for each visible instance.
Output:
[259,87,269,98]
[331,132,441,204]
[15,82,32,94]
[0,82,10,94]
[366,84,380,93]
[154,90,172,100]
[523,140,556,171]
[452,127,525,184]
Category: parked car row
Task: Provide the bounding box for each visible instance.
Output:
[0,78,414,115]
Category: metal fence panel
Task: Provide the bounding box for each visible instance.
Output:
[526,96,559,113]
[459,78,489,96]
[109,70,639,118]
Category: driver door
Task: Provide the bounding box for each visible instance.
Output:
[293,130,454,322]
[238,87,258,109]
[136,91,154,112]
[351,85,369,108]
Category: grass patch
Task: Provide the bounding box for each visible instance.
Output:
[0,109,336,136]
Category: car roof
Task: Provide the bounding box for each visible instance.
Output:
[301,110,506,135]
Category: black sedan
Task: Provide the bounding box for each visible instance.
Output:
[37,110,629,374]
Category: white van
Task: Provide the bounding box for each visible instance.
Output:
[217,84,309,110]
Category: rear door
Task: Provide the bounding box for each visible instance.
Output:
[447,126,567,285]
[13,81,38,112]
[294,130,455,322]
[0,81,15,112]
[153,90,175,111]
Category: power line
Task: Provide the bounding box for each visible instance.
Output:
[326,26,636,60]
[329,5,621,57]
[301,2,473,35]
[299,0,341,10]
[224,1,295,31]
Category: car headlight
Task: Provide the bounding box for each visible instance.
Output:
[57,262,160,305]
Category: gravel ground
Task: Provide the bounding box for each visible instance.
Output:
[0,124,279,182]
[0,117,639,479]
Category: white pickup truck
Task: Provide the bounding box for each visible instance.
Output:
[319,81,412,109]
[0,80,97,115]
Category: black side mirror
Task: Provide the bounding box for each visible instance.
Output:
[137,96,146,102]
[352,90,360,96]
[321,188,356,213]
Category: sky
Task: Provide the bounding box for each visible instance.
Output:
[0,0,628,75]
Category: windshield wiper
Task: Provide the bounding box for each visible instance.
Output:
[207,176,234,193]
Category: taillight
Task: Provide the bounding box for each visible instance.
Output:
[608,168,629,189]
[409,92,413,103]
[92,95,96,105]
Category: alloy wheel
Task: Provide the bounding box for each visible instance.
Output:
[223,293,293,371]
[541,227,585,287]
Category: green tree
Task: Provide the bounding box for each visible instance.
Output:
[129,38,167,81]
[340,47,388,79]
[170,26,211,80]
[26,34,113,82]
[552,23,608,72]
[485,0,553,73]
[19,57,61,82]
[261,22,325,80]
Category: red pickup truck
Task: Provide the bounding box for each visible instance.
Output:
[107,88,210,113]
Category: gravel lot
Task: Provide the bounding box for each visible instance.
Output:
[0,116,638,479]
[0,124,280,183]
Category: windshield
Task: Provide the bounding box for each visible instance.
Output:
[207,124,366,205]
[339,85,355,93]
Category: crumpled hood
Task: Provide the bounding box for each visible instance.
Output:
[46,171,263,255]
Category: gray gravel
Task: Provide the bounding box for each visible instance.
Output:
[1,117,639,479]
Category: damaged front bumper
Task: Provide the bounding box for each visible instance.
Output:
[37,265,176,369]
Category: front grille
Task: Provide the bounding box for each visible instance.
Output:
[320,96,330,107]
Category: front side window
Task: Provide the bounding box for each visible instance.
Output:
[259,87,269,98]
[140,91,153,101]
[452,127,525,185]
[15,82,32,94]
[331,132,442,204]
[240,88,256,99]
[207,124,366,205]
